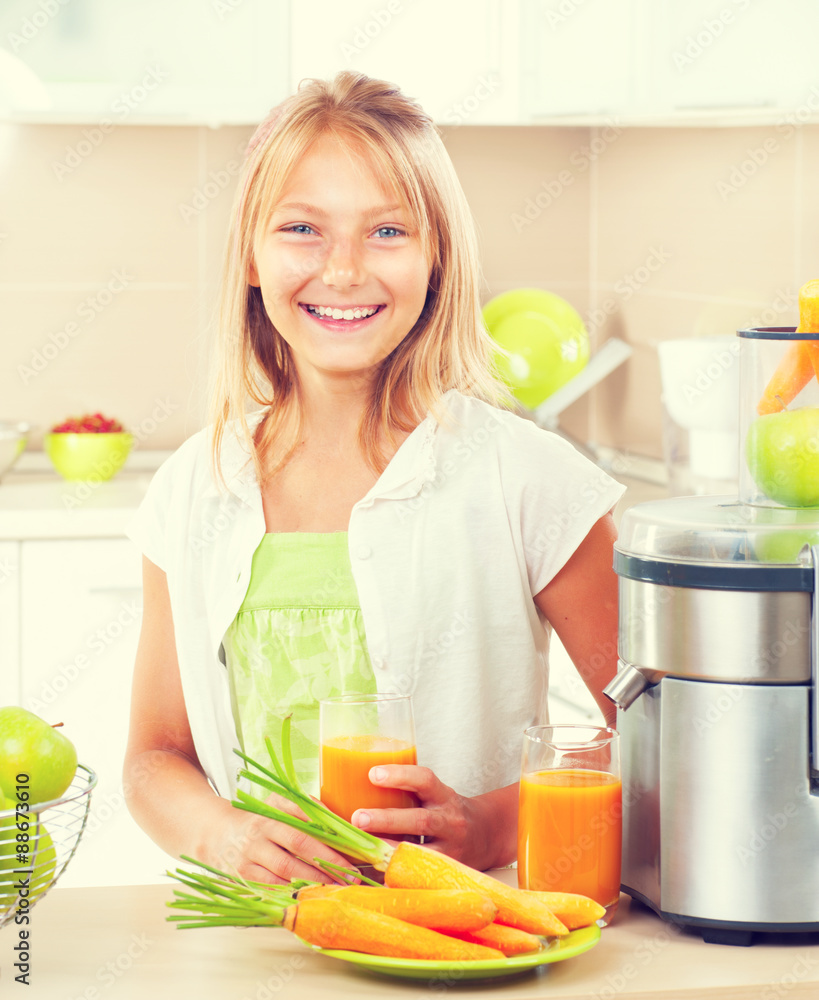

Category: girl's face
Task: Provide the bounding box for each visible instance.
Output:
[250,134,431,389]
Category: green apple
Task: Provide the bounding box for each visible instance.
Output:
[749,505,819,563]
[0,707,77,805]
[0,794,57,909]
[746,407,819,508]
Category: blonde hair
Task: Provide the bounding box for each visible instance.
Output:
[209,71,509,486]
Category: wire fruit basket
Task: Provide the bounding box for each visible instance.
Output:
[0,763,97,928]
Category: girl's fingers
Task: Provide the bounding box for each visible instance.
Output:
[367,764,449,802]
[351,805,428,836]
[265,820,359,882]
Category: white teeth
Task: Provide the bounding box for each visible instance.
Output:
[306,305,379,320]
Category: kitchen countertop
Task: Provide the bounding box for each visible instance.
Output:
[0,449,668,540]
[8,872,819,1000]
[0,451,170,539]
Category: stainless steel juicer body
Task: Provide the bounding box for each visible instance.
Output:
[605,496,819,945]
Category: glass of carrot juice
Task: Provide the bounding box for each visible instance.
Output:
[518,724,622,926]
[319,693,419,823]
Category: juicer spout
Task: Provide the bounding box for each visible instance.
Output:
[603,663,656,710]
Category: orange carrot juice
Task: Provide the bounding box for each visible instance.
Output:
[320,735,419,822]
[518,768,622,907]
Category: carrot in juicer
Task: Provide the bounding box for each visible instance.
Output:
[756,341,815,414]
[757,279,819,414]
[796,279,819,380]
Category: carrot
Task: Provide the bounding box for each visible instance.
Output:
[383,841,568,937]
[757,279,819,414]
[757,340,815,414]
[447,921,544,956]
[231,719,569,941]
[282,896,504,960]
[797,279,819,381]
[528,890,606,930]
[294,884,498,933]
[294,884,343,901]
[166,862,503,961]
[798,279,819,333]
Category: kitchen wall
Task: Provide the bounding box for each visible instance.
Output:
[2,118,817,457]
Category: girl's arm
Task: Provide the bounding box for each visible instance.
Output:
[123,556,354,884]
[533,512,620,728]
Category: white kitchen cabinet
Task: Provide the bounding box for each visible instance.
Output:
[520,0,647,120]
[652,0,819,117]
[521,0,819,123]
[289,0,518,125]
[18,538,174,886]
[3,0,818,126]
[0,541,21,706]
[0,0,289,124]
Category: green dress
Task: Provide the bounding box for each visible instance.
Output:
[222,532,376,796]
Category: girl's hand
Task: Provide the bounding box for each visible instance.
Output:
[349,765,518,872]
[204,789,358,885]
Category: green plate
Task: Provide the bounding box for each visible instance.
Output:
[300,923,601,982]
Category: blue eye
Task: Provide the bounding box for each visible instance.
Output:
[282,224,315,235]
[374,226,406,238]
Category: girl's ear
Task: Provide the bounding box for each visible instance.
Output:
[247,258,261,287]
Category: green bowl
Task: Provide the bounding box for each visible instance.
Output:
[44,432,134,482]
[483,289,590,410]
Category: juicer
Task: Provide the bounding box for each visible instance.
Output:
[604,325,819,945]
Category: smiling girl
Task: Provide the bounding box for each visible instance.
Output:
[124,72,625,885]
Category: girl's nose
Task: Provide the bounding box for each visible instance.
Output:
[322,239,364,289]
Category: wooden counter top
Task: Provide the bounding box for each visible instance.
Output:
[5,873,819,1000]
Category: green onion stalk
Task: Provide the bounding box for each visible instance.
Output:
[231,716,397,870]
[166,717,390,929]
